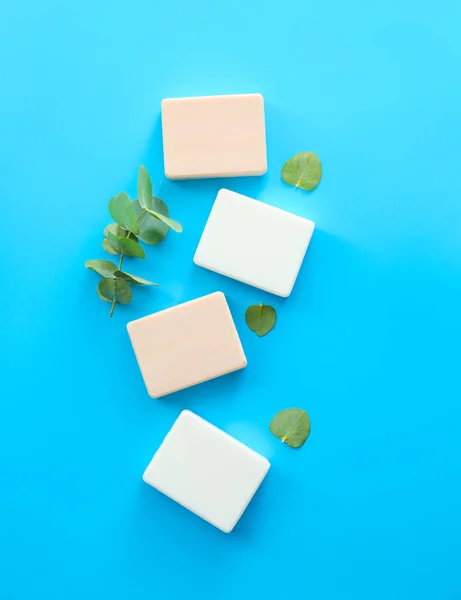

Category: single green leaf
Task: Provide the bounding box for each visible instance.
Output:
[114,270,159,286]
[106,232,145,258]
[145,208,183,233]
[132,199,169,245]
[102,238,118,255]
[98,277,132,304]
[269,408,311,448]
[85,259,117,278]
[245,303,276,336]
[138,165,153,210]
[281,152,322,191]
[108,192,139,235]
[97,286,112,302]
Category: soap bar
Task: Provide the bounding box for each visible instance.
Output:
[127,292,247,398]
[161,93,267,179]
[143,410,270,533]
[194,189,315,297]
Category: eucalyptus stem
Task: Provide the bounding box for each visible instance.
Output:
[109,241,127,318]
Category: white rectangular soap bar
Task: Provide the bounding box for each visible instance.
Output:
[161,94,267,179]
[143,410,270,533]
[194,189,315,297]
[127,292,247,398]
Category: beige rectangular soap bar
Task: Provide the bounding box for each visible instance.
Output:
[161,93,267,180]
[127,292,247,398]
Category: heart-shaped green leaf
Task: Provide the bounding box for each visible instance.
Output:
[85,259,117,278]
[269,408,311,448]
[145,208,183,233]
[108,192,139,235]
[245,303,276,336]
[132,199,169,245]
[281,152,322,191]
[105,232,145,258]
[114,270,159,286]
[138,165,153,211]
[98,277,132,305]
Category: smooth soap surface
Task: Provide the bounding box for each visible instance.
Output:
[127,292,246,398]
[143,410,270,533]
[194,189,315,297]
[161,94,267,179]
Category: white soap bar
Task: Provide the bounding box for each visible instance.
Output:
[194,189,315,297]
[143,410,270,533]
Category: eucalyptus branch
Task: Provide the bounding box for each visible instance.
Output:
[85,165,183,318]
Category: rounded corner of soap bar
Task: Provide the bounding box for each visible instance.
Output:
[219,522,236,534]
[261,455,271,473]
[254,159,268,176]
[210,290,226,302]
[164,167,179,180]
[178,408,195,422]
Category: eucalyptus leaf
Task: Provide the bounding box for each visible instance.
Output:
[146,208,183,233]
[102,238,118,255]
[269,409,311,448]
[85,259,117,278]
[138,165,153,210]
[106,232,145,258]
[98,277,132,305]
[132,199,169,245]
[245,303,276,337]
[114,270,159,286]
[108,192,139,235]
[281,152,322,191]
[97,286,112,302]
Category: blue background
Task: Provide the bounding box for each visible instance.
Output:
[1,0,461,598]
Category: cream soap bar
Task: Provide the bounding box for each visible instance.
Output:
[161,93,267,179]
[194,189,315,297]
[143,410,270,533]
[127,292,247,398]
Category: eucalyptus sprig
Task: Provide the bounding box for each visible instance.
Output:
[85,165,182,317]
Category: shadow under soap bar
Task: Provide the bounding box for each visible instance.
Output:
[127,292,247,398]
[161,93,267,179]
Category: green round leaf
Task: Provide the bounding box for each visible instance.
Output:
[132,199,169,245]
[146,207,183,233]
[114,270,159,286]
[97,286,112,302]
[97,277,132,305]
[281,152,322,191]
[245,303,276,337]
[108,192,139,235]
[269,408,311,448]
[138,165,153,211]
[102,238,118,255]
[85,259,117,278]
[106,232,145,258]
